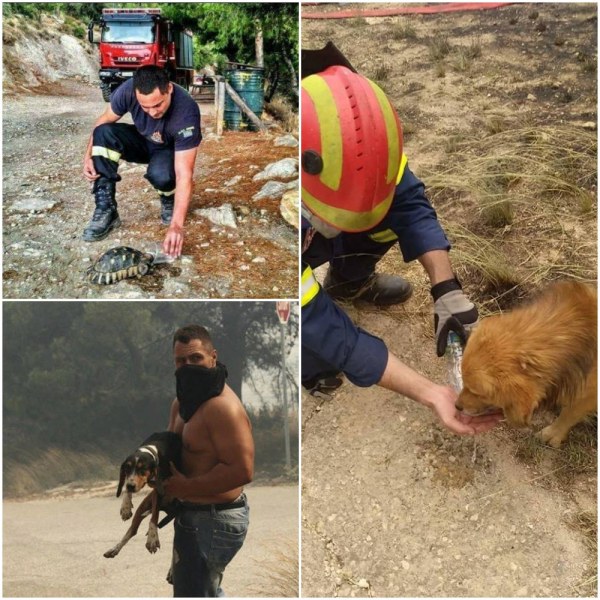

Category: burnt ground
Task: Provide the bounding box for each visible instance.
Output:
[2,80,298,299]
[301,3,597,597]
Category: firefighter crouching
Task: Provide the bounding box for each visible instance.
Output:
[301,43,501,436]
[82,65,201,257]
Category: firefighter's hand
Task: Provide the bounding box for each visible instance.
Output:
[432,278,478,357]
[83,156,99,182]
[163,224,184,258]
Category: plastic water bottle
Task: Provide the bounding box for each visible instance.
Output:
[143,241,177,264]
[446,331,464,393]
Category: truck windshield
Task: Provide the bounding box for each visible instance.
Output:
[102,22,155,44]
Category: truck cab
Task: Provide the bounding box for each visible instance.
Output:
[88,8,193,102]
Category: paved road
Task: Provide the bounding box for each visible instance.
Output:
[3,484,298,597]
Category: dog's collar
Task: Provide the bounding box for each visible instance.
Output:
[139,444,159,463]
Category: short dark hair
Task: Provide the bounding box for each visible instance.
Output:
[173,325,214,349]
[133,66,170,95]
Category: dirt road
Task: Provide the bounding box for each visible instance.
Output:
[3,81,297,299]
[302,312,595,598]
[3,483,298,597]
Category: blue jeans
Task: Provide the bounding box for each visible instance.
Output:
[172,494,249,597]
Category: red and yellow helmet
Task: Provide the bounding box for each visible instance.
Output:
[301,65,403,233]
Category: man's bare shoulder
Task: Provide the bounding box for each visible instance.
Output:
[185,385,245,422]
[206,384,245,413]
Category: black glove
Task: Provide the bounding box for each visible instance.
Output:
[431,278,479,357]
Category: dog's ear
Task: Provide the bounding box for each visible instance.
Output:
[116,461,127,497]
[519,356,545,378]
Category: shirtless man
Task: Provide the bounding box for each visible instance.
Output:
[164,325,254,598]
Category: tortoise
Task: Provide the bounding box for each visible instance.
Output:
[87,246,154,285]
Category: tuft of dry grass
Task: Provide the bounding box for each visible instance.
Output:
[248,540,299,597]
[428,36,452,61]
[348,17,368,28]
[264,96,298,133]
[442,223,523,304]
[4,447,117,498]
[425,123,596,303]
[372,62,392,83]
[392,21,417,41]
[567,509,598,596]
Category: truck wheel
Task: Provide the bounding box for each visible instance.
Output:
[100,82,112,102]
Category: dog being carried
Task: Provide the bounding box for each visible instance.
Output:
[457,280,597,447]
[104,431,182,558]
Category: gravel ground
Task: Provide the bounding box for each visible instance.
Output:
[2,81,297,299]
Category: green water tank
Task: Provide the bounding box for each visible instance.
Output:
[224,66,265,131]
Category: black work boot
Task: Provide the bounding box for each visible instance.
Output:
[160,194,174,225]
[324,269,413,306]
[303,371,344,396]
[83,179,120,242]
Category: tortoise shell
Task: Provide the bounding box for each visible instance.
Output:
[87,246,154,285]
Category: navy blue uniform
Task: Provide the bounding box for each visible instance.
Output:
[91,80,201,195]
[302,162,450,387]
[111,79,201,151]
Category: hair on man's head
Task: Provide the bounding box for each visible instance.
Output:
[133,66,170,95]
[173,325,214,349]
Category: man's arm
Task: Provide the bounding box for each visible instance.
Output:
[165,399,254,498]
[83,105,122,182]
[378,353,502,435]
[418,250,454,286]
[163,147,199,257]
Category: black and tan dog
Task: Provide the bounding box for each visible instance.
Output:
[104,431,182,558]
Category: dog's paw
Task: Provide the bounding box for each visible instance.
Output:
[103,546,119,559]
[146,522,160,554]
[120,506,133,521]
[537,425,564,448]
[120,494,133,520]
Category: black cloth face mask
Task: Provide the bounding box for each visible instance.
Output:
[175,362,228,422]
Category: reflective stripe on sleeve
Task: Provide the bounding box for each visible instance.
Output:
[301,267,320,307]
[92,146,121,163]
[369,228,398,243]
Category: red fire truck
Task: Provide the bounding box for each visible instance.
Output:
[88,8,194,102]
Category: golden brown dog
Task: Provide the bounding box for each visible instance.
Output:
[456,281,597,447]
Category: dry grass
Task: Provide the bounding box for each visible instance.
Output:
[567,509,598,597]
[372,62,392,84]
[4,447,116,498]
[428,36,452,61]
[248,540,299,597]
[425,123,596,307]
[391,21,417,41]
[264,96,298,134]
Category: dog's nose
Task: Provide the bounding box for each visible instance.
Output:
[126,483,136,492]
[455,402,463,411]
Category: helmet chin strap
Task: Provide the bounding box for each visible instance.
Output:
[301,204,342,239]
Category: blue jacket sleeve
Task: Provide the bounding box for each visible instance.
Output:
[302,264,388,387]
[385,163,450,262]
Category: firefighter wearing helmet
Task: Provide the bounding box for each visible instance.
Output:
[301,44,500,436]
